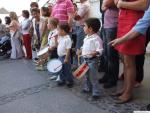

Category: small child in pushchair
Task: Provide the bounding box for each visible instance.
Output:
[0,34,11,56]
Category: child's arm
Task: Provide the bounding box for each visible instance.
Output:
[54,35,58,47]
[90,51,100,57]
[91,37,103,57]
[64,37,72,63]
[64,49,71,64]
[76,49,82,56]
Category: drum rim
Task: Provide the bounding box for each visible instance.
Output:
[37,46,49,56]
[47,58,62,73]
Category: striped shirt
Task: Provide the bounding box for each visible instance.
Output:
[51,0,74,23]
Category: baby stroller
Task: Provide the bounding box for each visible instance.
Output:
[0,35,11,56]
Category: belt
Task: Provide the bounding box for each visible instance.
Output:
[83,57,97,60]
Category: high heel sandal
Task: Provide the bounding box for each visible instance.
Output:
[110,92,123,97]
[115,97,132,104]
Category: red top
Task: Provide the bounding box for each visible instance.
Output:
[115,0,146,55]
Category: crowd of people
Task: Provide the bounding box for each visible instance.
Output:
[0,0,150,105]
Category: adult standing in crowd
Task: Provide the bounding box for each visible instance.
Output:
[9,12,23,59]
[109,4,150,108]
[21,10,32,59]
[51,0,74,26]
[29,2,39,60]
[47,3,53,16]
[4,16,11,38]
[31,8,45,52]
[74,0,90,62]
[99,0,119,89]
[111,0,149,104]
[40,7,50,49]
[116,1,150,88]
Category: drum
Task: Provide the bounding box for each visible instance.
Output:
[73,62,89,79]
[47,59,62,75]
[37,46,49,57]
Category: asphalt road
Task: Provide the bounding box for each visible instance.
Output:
[0,59,106,113]
[0,58,149,113]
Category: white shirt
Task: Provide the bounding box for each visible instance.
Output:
[82,33,103,58]
[48,29,58,48]
[57,35,72,57]
[76,1,90,26]
[32,18,45,39]
[21,18,31,35]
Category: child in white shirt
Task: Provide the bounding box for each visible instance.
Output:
[80,18,103,99]
[56,23,74,88]
[36,17,58,70]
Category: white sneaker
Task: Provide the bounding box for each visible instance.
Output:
[48,75,57,80]
[55,75,60,82]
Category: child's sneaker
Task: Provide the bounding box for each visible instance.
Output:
[48,75,57,80]
[92,95,100,101]
[33,58,39,63]
[55,75,60,82]
[66,82,74,88]
[36,65,44,71]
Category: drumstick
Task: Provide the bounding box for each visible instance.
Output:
[77,54,80,66]
[54,64,62,71]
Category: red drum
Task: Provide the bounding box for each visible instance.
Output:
[73,62,89,79]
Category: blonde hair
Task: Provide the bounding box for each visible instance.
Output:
[9,12,18,21]
[48,17,59,28]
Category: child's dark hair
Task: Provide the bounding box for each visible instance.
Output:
[5,16,11,25]
[22,10,30,18]
[31,8,40,14]
[30,2,39,8]
[41,7,50,17]
[58,23,70,34]
[85,18,101,33]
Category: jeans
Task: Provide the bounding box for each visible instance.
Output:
[59,56,74,83]
[74,26,85,50]
[103,28,119,83]
[83,58,100,96]
[72,26,85,66]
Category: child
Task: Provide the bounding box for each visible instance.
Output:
[36,17,59,71]
[56,23,74,88]
[80,18,103,99]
